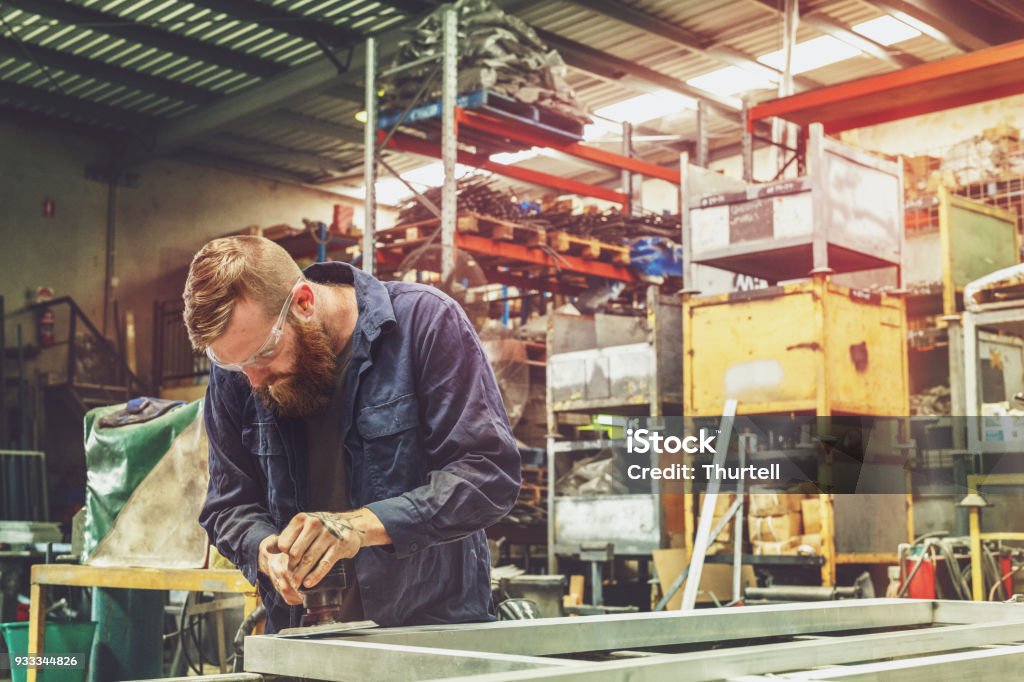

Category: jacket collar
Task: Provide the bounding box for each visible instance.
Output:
[302,261,396,342]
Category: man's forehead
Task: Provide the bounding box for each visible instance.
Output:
[209,297,274,362]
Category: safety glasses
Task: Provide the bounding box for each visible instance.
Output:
[206,277,304,372]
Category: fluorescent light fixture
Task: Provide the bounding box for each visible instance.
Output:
[364,177,413,205]
[852,16,921,45]
[351,162,477,205]
[582,120,620,141]
[489,148,542,164]
[758,35,862,74]
[355,110,367,123]
[400,161,475,186]
[687,66,776,97]
[593,91,697,124]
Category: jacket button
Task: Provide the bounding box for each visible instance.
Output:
[410,543,419,552]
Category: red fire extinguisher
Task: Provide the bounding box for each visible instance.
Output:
[36,286,55,348]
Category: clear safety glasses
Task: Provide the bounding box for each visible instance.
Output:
[206,277,304,372]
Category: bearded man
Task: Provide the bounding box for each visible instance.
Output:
[182,235,520,633]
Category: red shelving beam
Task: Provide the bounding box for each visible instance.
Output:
[456,109,681,184]
[383,131,628,204]
[748,38,1024,134]
[375,231,636,284]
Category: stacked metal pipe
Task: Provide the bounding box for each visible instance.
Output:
[381,0,589,125]
[397,176,522,224]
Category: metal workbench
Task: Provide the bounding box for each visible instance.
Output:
[241,599,1024,681]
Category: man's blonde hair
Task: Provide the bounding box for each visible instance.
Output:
[183,236,303,351]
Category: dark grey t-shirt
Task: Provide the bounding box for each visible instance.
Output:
[303,340,363,621]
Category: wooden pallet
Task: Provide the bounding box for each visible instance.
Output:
[456,213,545,246]
[548,230,631,265]
[381,213,546,246]
[517,483,546,506]
[521,465,547,484]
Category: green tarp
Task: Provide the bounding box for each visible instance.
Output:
[82,401,202,559]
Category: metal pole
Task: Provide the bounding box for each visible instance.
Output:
[969,506,984,601]
[695,101,708,168]
[681,399,737,610]
[102,179,118,338]
[362,37,377,276]
[774,0,798,178]
[732,434,746,602]
[621,121,633,215]
[741,99,753,183]
[440,4,458,282]
[679,152,694,288]
[0,295,6,449]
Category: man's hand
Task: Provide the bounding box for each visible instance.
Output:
[257,534,303,606]
[277,508,391,591]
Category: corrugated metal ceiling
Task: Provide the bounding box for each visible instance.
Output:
[0,0,1013,193]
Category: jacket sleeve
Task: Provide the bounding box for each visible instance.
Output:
[199,368,279,585]
[366,295,521,559]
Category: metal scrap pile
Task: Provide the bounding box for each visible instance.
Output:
[910,385,952,416]
[555,449,629,496]
[397,175,522,224]
[381,0,589,125]
[538,208,682,242]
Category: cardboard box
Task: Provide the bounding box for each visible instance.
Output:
[748,512,802,542]
[706,540,731,556]
[748,492,802,516]
[698,493,736,517]
[752,538,799,556]
[652,549,755,607]
[710,517,733,544]
[798,533,823,552]
[802,498,822,535]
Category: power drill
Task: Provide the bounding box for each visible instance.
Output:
[299,562,347,626]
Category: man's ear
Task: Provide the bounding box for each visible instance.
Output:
[294,283,315,315]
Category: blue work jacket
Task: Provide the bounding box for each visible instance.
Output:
[199,261,521,632]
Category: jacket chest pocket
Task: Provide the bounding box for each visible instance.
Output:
[242,422,292,519]
[356,393,423,499]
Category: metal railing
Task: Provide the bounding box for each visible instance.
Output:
[26,296,147,401]
[153,298,209,388]
[0,449,48,521]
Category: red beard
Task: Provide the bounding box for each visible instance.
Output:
[253,317,340,418]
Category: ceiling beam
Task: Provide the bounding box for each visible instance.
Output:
[182,148,321,184]
[0,37,218,105]
[0,80,155,132]
[317,82,367,102]
[799,13,923,67]
[531,28,743,124]
[567,0,824,90]
[0,103,121,143]
[1,0,286,77]
[262,110,364,145]
[186,0,360,49]
[753,0,923,68]
[214,133,353,174]
[868,0,1024,51]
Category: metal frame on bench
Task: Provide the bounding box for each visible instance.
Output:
[244,599,1024,681]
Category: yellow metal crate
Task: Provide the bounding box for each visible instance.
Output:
[683,276,909,416]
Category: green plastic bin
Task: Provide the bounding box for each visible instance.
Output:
[0,622,95,682]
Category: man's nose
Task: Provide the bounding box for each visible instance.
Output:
[244,365,270,387]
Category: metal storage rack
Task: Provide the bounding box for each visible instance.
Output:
[954,292,1024,457]
[680,125,912,588]
[683,123,904,285]
[361,5,685,286]
[545,286,682,574]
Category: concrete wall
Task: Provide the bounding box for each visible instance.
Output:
[0,118,375,388]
